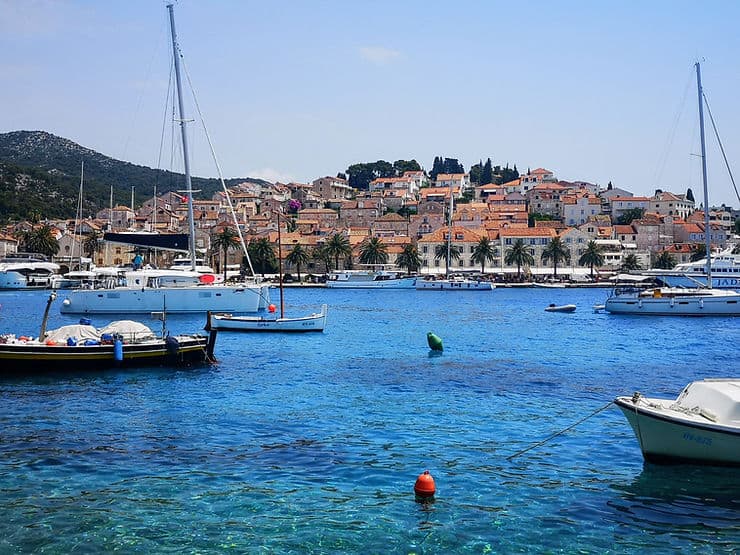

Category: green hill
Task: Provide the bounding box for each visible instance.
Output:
[0,130,267,223]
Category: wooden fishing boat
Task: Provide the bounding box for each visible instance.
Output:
[0,293,216,373]
[207,304,327,332]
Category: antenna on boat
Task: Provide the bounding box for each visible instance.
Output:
[167,2,198,272]
[695,61,712,288]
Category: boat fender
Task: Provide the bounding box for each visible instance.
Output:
[113,338,123,361]
[67,337,77,346]
[45,339,57,346]
[165,335,180,357]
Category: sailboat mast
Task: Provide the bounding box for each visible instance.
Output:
[277,211,284,318]
[695,61,712,287]
[167,3,198,271]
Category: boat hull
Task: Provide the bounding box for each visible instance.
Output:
[604,295,740,315]
[0,270,54,289]
[545,304,576,312]
[325,277,416,289]
[209,305,327,332]
[0,335,211,373]
[59,284,270,314]
[614,397,740,466]
[416,279,494,291]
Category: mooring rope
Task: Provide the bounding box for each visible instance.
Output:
[506,401,614,461]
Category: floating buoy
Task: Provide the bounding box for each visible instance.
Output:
[427,332,443,352]
[414,470,436,498]
[268,304,277,313]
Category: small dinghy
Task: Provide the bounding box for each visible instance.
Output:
[545,303,576,313]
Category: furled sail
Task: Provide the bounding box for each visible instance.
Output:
[103,233,189,252]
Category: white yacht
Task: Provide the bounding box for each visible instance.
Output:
[415,275,494,291]
[0,254,60,289]
[326,267,416,289]
[642,246,740,289]
[58,4,269,314]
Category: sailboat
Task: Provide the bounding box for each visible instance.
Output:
[604,62,740,316]
[208,211,328,332]
[416,181,494,291]
[59,3,270,315]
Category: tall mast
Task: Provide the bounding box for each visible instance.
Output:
[695,61,712,288]
[167,3,198,271]
[276,211,284,318]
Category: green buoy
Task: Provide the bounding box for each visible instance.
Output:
[427,332,443,351]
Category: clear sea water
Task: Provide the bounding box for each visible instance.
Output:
[0,286,738,554]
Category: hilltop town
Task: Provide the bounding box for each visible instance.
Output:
[2,165,739,280]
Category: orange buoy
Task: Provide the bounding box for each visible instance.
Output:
[268,304,277,313]
[414,470,436,498]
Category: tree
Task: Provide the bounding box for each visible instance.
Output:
[653,251,676,270]
[430,156,444,180]
[504,239,534,280]
[621,253,642,271]
[616,208,645,225]
[434,242,462,275]
[24,225,59,257]
[312,245,333,273]
[212,227,240,282]
[469,160,483,185]
[541,236,571,277]
[248,237,276,277]
[578,240,604,278]
[83,231,103,266]
[324,233,352,270]
[392,159,421,175]
[690,243,707,262]
[471,237,495,273]
[481,158,493,185]
[358,237,388,265]
[395,243,422,275]
[686,188,695,203]
[286,243,310,282]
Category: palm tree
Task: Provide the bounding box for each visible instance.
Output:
[286,243,310,282]
[621,253,642,271]
[82,231,103,268]
[505,239,534,280]
[541,236,571,277]
[471,237,495,273]
[653,251,676,270]
[312,245,333,274]
[358,237,388,265]
[248,237,276,277]
[434,243,462,275]
[25,225,60,257]
[324,233,352,270]
[211,227,240,282]
[578,240,604,278]
[395,243,422,275]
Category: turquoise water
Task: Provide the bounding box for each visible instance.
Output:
[0,287,738,553]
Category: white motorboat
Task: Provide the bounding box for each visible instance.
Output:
[545,303,576,313]
[605,63,740,317]
[614,379,740,466]
[208,304,327,332]
[326,267,416,289]
[58,4,269,314]
[415,276,494,291]
[0,254,60,289]
[641,246,740,289]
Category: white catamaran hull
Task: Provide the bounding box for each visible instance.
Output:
[60,284,270,314]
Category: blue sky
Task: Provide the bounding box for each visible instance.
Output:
[2,0,740,208]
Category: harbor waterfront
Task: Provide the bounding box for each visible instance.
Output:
[0,288,738,552]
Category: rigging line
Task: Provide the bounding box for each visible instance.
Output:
[506,401,613,461]
[702,92,740,204]
[651,66,694,190]
[155,57,174,185]
[178,52,257,277]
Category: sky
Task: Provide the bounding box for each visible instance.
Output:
[2,0,740,208]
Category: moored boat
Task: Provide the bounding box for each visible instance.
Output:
[614,379,740,466]
[545,303,576,313]
[0,294,217,373]
[207,304,327,332]
[0,253,60,290]
[326,267,416,289]
[415,275,494,291]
